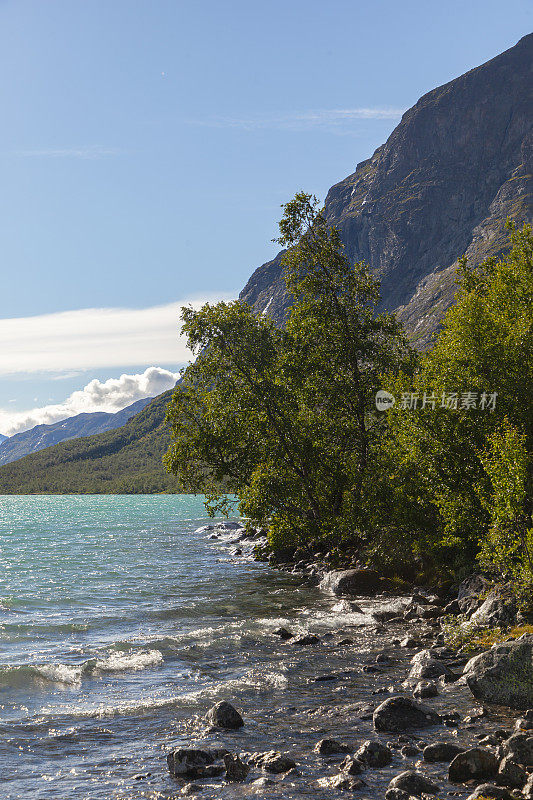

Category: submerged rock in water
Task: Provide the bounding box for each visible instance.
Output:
[292,633,320,646]
[205,700,244,729]
[272,627,293,640]
[373,696,441,732]
[387,769,440,796]
[354,739,393,767]
[463,636,533,709]
[224,753,249,781]
[448,747,498,782]
[314,738,352,755]
[167,748,215,777]
[319,568,381,596]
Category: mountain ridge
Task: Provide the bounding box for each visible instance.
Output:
[0,34,530,492]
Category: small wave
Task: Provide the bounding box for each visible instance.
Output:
[34,664,83,685]
[93,649,163,673]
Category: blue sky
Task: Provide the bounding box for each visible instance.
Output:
[0,0,531,433]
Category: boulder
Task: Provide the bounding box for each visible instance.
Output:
[497,755,527,788]
[319,568,381,596]
[224,754,249,782]
[317,774,366,791]
[523,774,533,799]
[373,696,441,732]
[354,739,392,767]
[292,633,320,646]
[465,784,515,800]
[250,751,296,774]
[448,747,498,782]
[387,770,440,796]
[205,701,244,729]
[469,591,518,628]
[409,649,454,681]
[413,681,438,699]
[463,636,533,709]
[272,627,293,640]
[372,600,410,622]
[167,748,215,778]
[340,755,364,774]
[423,742,464,762]
[314,738,351,756]
[457,574,492,614]
[499,732,533,765]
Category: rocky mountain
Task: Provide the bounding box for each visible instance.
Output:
[240,33,532,347]
[0,34,530,492]
[0,434,7,444]
[0,396,153,467]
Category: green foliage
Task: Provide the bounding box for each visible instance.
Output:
[386,222,533,576]
[0,390,183,494]
[165,192,412,549]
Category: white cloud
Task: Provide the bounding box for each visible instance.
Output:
[187,107,405,131]
[0,366,179,437]
[0,297,230,376]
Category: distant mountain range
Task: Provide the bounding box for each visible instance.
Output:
[0,397,153,466]
[0,33,531,493]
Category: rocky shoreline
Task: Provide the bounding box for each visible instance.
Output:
[162,522,533,800]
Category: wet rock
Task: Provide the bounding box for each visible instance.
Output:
[400,744,420,757]
[387,770,440,796]
[167,748,215,778]
[292,633,320,646]
[373,696,441,732]
[313,673,338,682]
[215,521,242,530]
[523,774,533,799]
[376,653,391,665]
[497,755,527,788]
[465,784,515,800]
[457,574,492,614]
[373,600,410,622]
[499,732,533,765]
[203,765,225,777]
[180,783,203,796]
[413,681,438,699]
[195,525,215,533]
[205,701,244,729]
[423,742,464,762]
[250,751,296,773]
[319,568,381,597]
[469,591,518,627]
[463,636,533,709]
[401,637,420,648]
[251,776,276,787]
[224,754,249,782]
[317,774,366,791]
[409,649,455,681]
[338,638,354,645]
[272,627,293,640]
[314,738,352,756]
[384,790,410,800]
[332,600,363,613]
[448,747,498,782]
[355,739,393,767]
[340,755,364,774]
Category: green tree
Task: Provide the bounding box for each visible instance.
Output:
[387,223,533,577]
[165,193,411,550]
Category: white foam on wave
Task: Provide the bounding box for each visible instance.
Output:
[94,649,164,673]
[35,664,83,685]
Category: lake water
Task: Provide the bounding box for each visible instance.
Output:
[0,495,494,799]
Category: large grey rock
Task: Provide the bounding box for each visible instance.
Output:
[373,696,441,732]
[387,770,440,796]
[413,680,438,699]
[497,755,527,788]
[469,591,518,627]
[354,739,392,767]
[250,751,296,773]
[167,748,215,778]
[457,574,492,614]
[423,742,464,762]
[319,569,381,596]
[224,754,249,782]
[448,747,498,782]
[205,700,244,729]
[408,649,454,681]
[464,636,533,709]
[499,732,533,765]
[314,738,351,756]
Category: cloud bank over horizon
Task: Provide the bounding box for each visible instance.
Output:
[0,366,179,437]
[0,295,231,376]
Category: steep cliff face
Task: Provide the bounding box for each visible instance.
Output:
[240,34,533,347]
